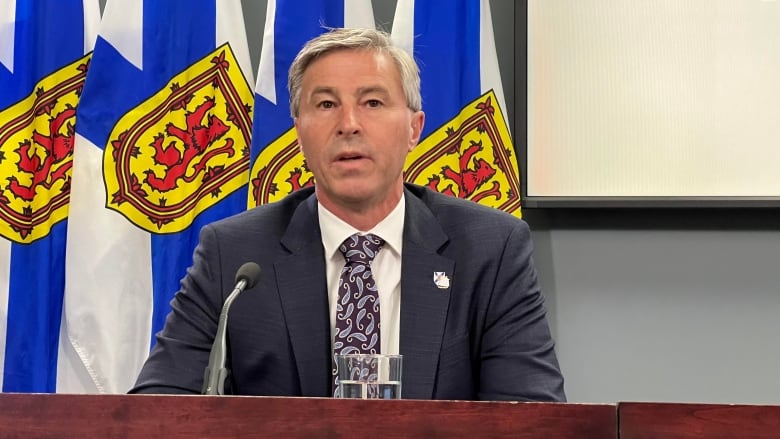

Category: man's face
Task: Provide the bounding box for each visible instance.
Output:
[294,49,424,214]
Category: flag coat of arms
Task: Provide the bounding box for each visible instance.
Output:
[249,0,374,207]
[61,0,253,393]
[392,0,522,216]
[0,0,100,393]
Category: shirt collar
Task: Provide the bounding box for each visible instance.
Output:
[318,194,405,260]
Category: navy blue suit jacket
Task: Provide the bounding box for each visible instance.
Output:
[131,184,565,401]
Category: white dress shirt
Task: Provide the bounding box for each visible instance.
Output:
[318,196,404,356]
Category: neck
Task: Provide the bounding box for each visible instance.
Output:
[316,187,403,231]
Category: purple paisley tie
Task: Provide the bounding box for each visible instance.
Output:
[333,233,385,395]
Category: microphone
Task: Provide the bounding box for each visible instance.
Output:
[202,262,262,395]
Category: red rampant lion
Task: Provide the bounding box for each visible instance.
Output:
[144,97,235,192]
[427,139,501,202]
[7,106,75,202]
[286,166,314,192]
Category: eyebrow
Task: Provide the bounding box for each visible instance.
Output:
[355,86,390,98]
[308,85,391,99]
[310,86,337,97]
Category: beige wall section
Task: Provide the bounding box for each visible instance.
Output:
[527,0,780,197]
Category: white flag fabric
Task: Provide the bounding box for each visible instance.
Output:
[61,0,253,393]
[393,0,523,216]
[0,0,100,393]
[248,0,374,207]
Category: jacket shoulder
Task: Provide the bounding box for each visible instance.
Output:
[206,187,316,234]
[405,183,528,232]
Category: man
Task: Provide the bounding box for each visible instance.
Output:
[131,28,565,401]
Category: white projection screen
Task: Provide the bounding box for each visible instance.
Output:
[525,0,780,205]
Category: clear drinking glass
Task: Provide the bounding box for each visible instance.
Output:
[335,354,402,399]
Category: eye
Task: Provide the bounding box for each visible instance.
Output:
[317,100,336,109]
[366,99,383,108]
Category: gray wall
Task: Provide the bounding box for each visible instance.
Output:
[527,209,780,403]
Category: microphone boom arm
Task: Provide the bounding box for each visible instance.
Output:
[202,278,246,395]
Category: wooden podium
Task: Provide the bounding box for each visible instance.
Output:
[6,393,778,437]
[0,393,615,438]
[619,402,780,439]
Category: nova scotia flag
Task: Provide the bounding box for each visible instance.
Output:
[0,0,100,393]
[393,0,522,216]
[60,0,253,393]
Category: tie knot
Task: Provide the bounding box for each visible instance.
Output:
[339,233,385,265]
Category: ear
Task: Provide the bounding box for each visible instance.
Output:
[293,118,304,153]
[408,111,425,151]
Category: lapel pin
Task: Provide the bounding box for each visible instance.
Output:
[433,272,450,289]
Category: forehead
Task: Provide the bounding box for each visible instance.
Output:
[301,49,402,91]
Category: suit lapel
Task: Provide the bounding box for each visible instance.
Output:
[400,190,453,399]
[275,194,331,396]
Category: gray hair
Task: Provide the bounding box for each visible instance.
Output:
[288,28,421,117]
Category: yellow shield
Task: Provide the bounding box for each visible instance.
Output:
[104,44,253,233]
[0,54,91,243]
[405,89,522,217]
[248,127,314,207]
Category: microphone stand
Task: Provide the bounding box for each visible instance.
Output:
[201,277,247,395]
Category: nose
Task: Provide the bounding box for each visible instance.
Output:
[336,105,360,136]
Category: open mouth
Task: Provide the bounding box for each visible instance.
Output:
[337,153,366,161]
